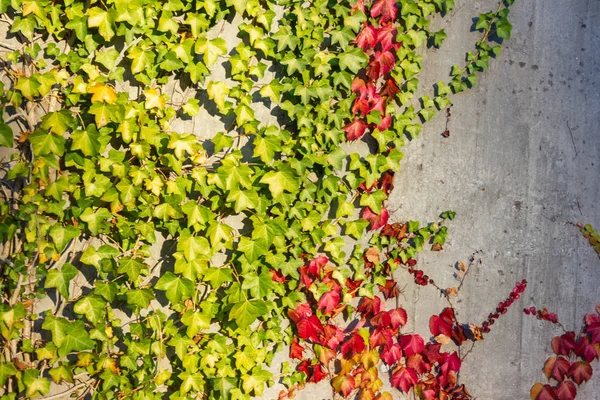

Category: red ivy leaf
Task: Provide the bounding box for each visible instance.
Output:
[585,312,600,326]
[407,353,432,375]
[422,343,444,364]
[362,207,389,230]
[400,334,425,357]
[299,265,313,289]
[310,363,328,383]
[586,322,600,344]
[370,310,391,328]
[574,335,600,363]
[554,381,577,400]
[357,296,382,317]
[567,361,593,384]
[376,24,398,52]
[289,337,305,360]
[323,324,345,350]
[531,383,558,400]
[341,333,366,358]
[380,343,403,365]
[391,366,418,393]
[552,332,576,357]
[332,374,355,397]
[430,307,456,337]
[308,255,328,277]
[297,360,311,377]
[318,290,341,315]
[373,50,395,76]
[297,315,325,343]
[355,24,378,52]
[270,269,286,283]
[344,118,368,141]
[370,0,398,23]
[288,303,312,323]
[543,356,570,382]
[370,327,394,349]
[389,308,408,329]
[379,279,399,299]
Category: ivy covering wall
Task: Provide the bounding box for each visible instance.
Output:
[0,0,516,398]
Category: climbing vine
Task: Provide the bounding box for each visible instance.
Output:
[0,0,526,399]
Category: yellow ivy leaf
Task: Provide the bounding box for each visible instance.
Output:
[144,88,165,110]
[88,83,117,104]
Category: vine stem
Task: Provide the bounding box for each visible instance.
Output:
[35,378,96,400]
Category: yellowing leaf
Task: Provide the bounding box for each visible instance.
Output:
[87,7,115,41]
[144,88,165,110]
[88,82,117,104]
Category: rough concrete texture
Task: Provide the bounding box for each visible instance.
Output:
[292,0,600,398]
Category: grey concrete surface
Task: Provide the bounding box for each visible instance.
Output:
[292,0,600,398]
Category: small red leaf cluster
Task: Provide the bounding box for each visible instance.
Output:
[530,305,600,400]
[480,279,527,333]
[524,306,560,324]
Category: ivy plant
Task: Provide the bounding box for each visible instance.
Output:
[0,0,517,399]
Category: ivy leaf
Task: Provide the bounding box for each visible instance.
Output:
[95,281,118,302]
[253,135,281,164]
[156,272,194,304]
[496,18,513,40]
[79,207,112,236]
[241,271,274,298]
[48,225,80,252]
[259,164,299,198]
[128,46,155,75]
[45,263,78,299]
[359,190,388,214]
[87,7,115,41]
[196,37,227,66]
[40,110,75,135]
[178,232,211,261]
[117,257,147,281]
[0,119,12,147]
[88,82,117,104]
[23,369,51,398]
[47,365,73,385]
[339,48,368,73]
[567,361,592,384]
[229,300,268,328]
[207,80,231,113]
[241,367,272,396]
[332,374,355,397]
[71,126,101,156]
[168,132,199,159]
[181,310,211,337]
[371,0,398,22]
[212,376,237,400]
[126,288,154,309]
[400,334,425,357]
[237,237,269,263]
[391,366,418,393]
[42,316,94,357]
[29,130,65,156]
[73,294,106,324]
[0,362,17,387]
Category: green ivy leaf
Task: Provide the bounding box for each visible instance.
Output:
[156,272,194,303]
[45,263,78,299]
[73,294,106,324]
[229,299,267,328]
[259,164,299,198]
[79,207,112,236]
